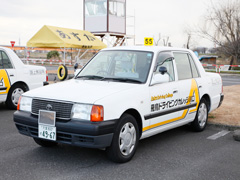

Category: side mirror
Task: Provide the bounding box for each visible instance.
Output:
[159,66,167,75]
[74,63,78,71]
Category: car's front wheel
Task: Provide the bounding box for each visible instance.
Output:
[107,114,139,163]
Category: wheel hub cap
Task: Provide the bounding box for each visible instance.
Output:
[198,103,207,127]
[12,88,24,106]
[119,122,136,156]
[124,133,131,145]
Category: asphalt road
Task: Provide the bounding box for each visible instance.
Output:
[221,74,240,86]
[0,103,239,180]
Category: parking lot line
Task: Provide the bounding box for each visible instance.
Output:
[207,130,230,140]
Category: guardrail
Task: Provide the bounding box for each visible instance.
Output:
[21,58,75,66]
[202,64,240,73]
[21,59,240,73]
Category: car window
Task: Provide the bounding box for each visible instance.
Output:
[79,50,153,83]
[174,52,192,80]
[82,52,111,75]
[188,54,199,78]
[155,54,175,82]
[0,51,3,69]
[1,51,13,69]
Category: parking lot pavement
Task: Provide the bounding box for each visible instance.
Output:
[0,103,240,180]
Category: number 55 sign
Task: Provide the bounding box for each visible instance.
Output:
[144,37,154,46]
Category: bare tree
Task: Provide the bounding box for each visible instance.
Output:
[186,34,191,49]
[153,33,161,46]
[152,34,170,46]
[198,0,240,65]
[163,36,169,46]
[183,28,192,49]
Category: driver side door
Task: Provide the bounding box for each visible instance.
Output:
[144,51,182,136]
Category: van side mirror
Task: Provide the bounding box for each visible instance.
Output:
[159,66,167,75]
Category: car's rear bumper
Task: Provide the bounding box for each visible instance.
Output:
[218,93,224,108]
[13,111,117,148]
[43,81,49,86]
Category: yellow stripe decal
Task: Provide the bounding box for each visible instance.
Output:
[189,79,199,113]
[0,70,11,95]
[143,79,199,132]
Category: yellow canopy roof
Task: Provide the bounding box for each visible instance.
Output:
[27,25,107,49]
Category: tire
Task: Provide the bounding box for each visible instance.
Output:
[57,65,68,81]
[6,84,28,110]
[106,114,139,163]
[191,99,208,132]
[33,138,58,147]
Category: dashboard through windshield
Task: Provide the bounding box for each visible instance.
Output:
[76,50,153,83]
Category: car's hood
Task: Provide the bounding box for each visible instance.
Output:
[23,79,138,104]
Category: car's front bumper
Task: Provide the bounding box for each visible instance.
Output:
[13,111,117,148]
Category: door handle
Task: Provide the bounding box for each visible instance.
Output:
[173,90,178,94]
[9,74,14,77]
[199,85,202,88]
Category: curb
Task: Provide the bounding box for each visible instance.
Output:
[208,123,240,142]
[207,122,240,131]
[233,130,240,141]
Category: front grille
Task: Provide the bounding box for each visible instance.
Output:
[16,124,38,136]
[32,99,73,120]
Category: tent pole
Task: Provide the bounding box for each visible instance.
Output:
[64,47,66,65]
[79,49,89,59]
[75,49,89,66]
[107,33,110,47]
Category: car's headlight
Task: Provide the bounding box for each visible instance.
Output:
[18,96,32,112]
[71,104,92,120]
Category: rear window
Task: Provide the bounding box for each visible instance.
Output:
[174,53,192,80]
[0,51,13,69]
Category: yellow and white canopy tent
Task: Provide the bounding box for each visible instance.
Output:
[27,25,107,49]
[27,25,107,63]
[27,25,107,81]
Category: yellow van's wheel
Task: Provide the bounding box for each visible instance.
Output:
[57,65,68,81]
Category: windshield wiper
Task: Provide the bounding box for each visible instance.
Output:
[101,77,142,83]
[76,75,104,80]
[76,76,142,83]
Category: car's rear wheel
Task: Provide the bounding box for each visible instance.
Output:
[191,99,208,132]
[33,138,58,147]
[106,114,139,163]
[6,84,28,110]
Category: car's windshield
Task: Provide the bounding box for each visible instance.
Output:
[76,50,153,83]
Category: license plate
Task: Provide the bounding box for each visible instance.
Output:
[38,110,56,141]
[38,124,56,141]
